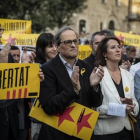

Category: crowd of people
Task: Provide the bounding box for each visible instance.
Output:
[0,25,140,140]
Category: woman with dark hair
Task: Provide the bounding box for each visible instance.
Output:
[32,33,57,140]
[35,33,57,64]
[94,37,139,140]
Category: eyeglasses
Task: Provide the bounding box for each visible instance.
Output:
[60,39,79,46]
[0,28,4,33]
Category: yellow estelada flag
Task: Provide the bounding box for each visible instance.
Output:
[73,107,99,140]
[29,99,99,140]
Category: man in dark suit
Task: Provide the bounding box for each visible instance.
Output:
[84,31,105,70]
[38,26,104,140]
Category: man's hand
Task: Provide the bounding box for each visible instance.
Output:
[120,60,130,71]
[90,65,104,87]
[71,66,81,93]
[21,47,36,63]
[39,69,44,82]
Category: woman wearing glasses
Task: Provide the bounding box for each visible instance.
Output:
[94,37,139,140]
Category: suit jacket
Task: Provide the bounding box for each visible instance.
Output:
[94,66,139,135]
[134,69,140,139]
[39,54,103,140]
[84,53,96,70]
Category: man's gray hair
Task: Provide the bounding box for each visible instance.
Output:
[125,45,135,51]
[90,31,104,48]
[54,26,77,46]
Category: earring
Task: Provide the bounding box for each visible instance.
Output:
[105,57,107,60]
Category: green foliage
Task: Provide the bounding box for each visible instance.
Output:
[0,0,87,33]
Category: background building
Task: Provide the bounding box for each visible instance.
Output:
[68,0,140,35]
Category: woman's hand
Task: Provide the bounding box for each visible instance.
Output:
[121,97,136,114]
[126,104,136,114]
[39,69,44,82]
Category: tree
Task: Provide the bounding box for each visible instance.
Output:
[44,0,87,28]
[0,0,87,32]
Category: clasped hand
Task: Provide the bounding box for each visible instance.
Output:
[120,97,136,114]
[71,66,81,93]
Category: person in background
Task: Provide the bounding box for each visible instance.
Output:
[9,46,34,140]
[31,32,57,140]
[129,62,140,77]
[94,37,139,140]
[84,31,105,70]
[9,46,20,63]
[0,47,41,140]
[35,33,57,64]
[100,29,115,37]
[0,24,43,140]
[134,68,140,140]
[134,69,140,140]
[125,45,140,65]
[79,31,89,45]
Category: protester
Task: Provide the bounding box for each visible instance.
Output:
[84,30,131,71]
[0,25,43,140]
[31,32,57,140]
[38,26,104,140]
[125,45,140,65]
[84,31,105,70]
[79,31,89,45]
[134,69,140,140]
[129,62,140,77]
[100,29,115,37]
[94,37,139,140]
[35,33,57,64]
[9,46,20,63]
[9,46,34,140]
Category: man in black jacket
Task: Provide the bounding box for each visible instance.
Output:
[84,31,105,70]
[38,26,104,140]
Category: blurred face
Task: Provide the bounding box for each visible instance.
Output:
[58,30,78,60]
[126,47,136,59]
[92,34,105,52]
[45,44,57,61]
[10,49,20,63]
[104,39,122,63]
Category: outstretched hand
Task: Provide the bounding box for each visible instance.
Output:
[90,65,104,87]
[21,47,36,63]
